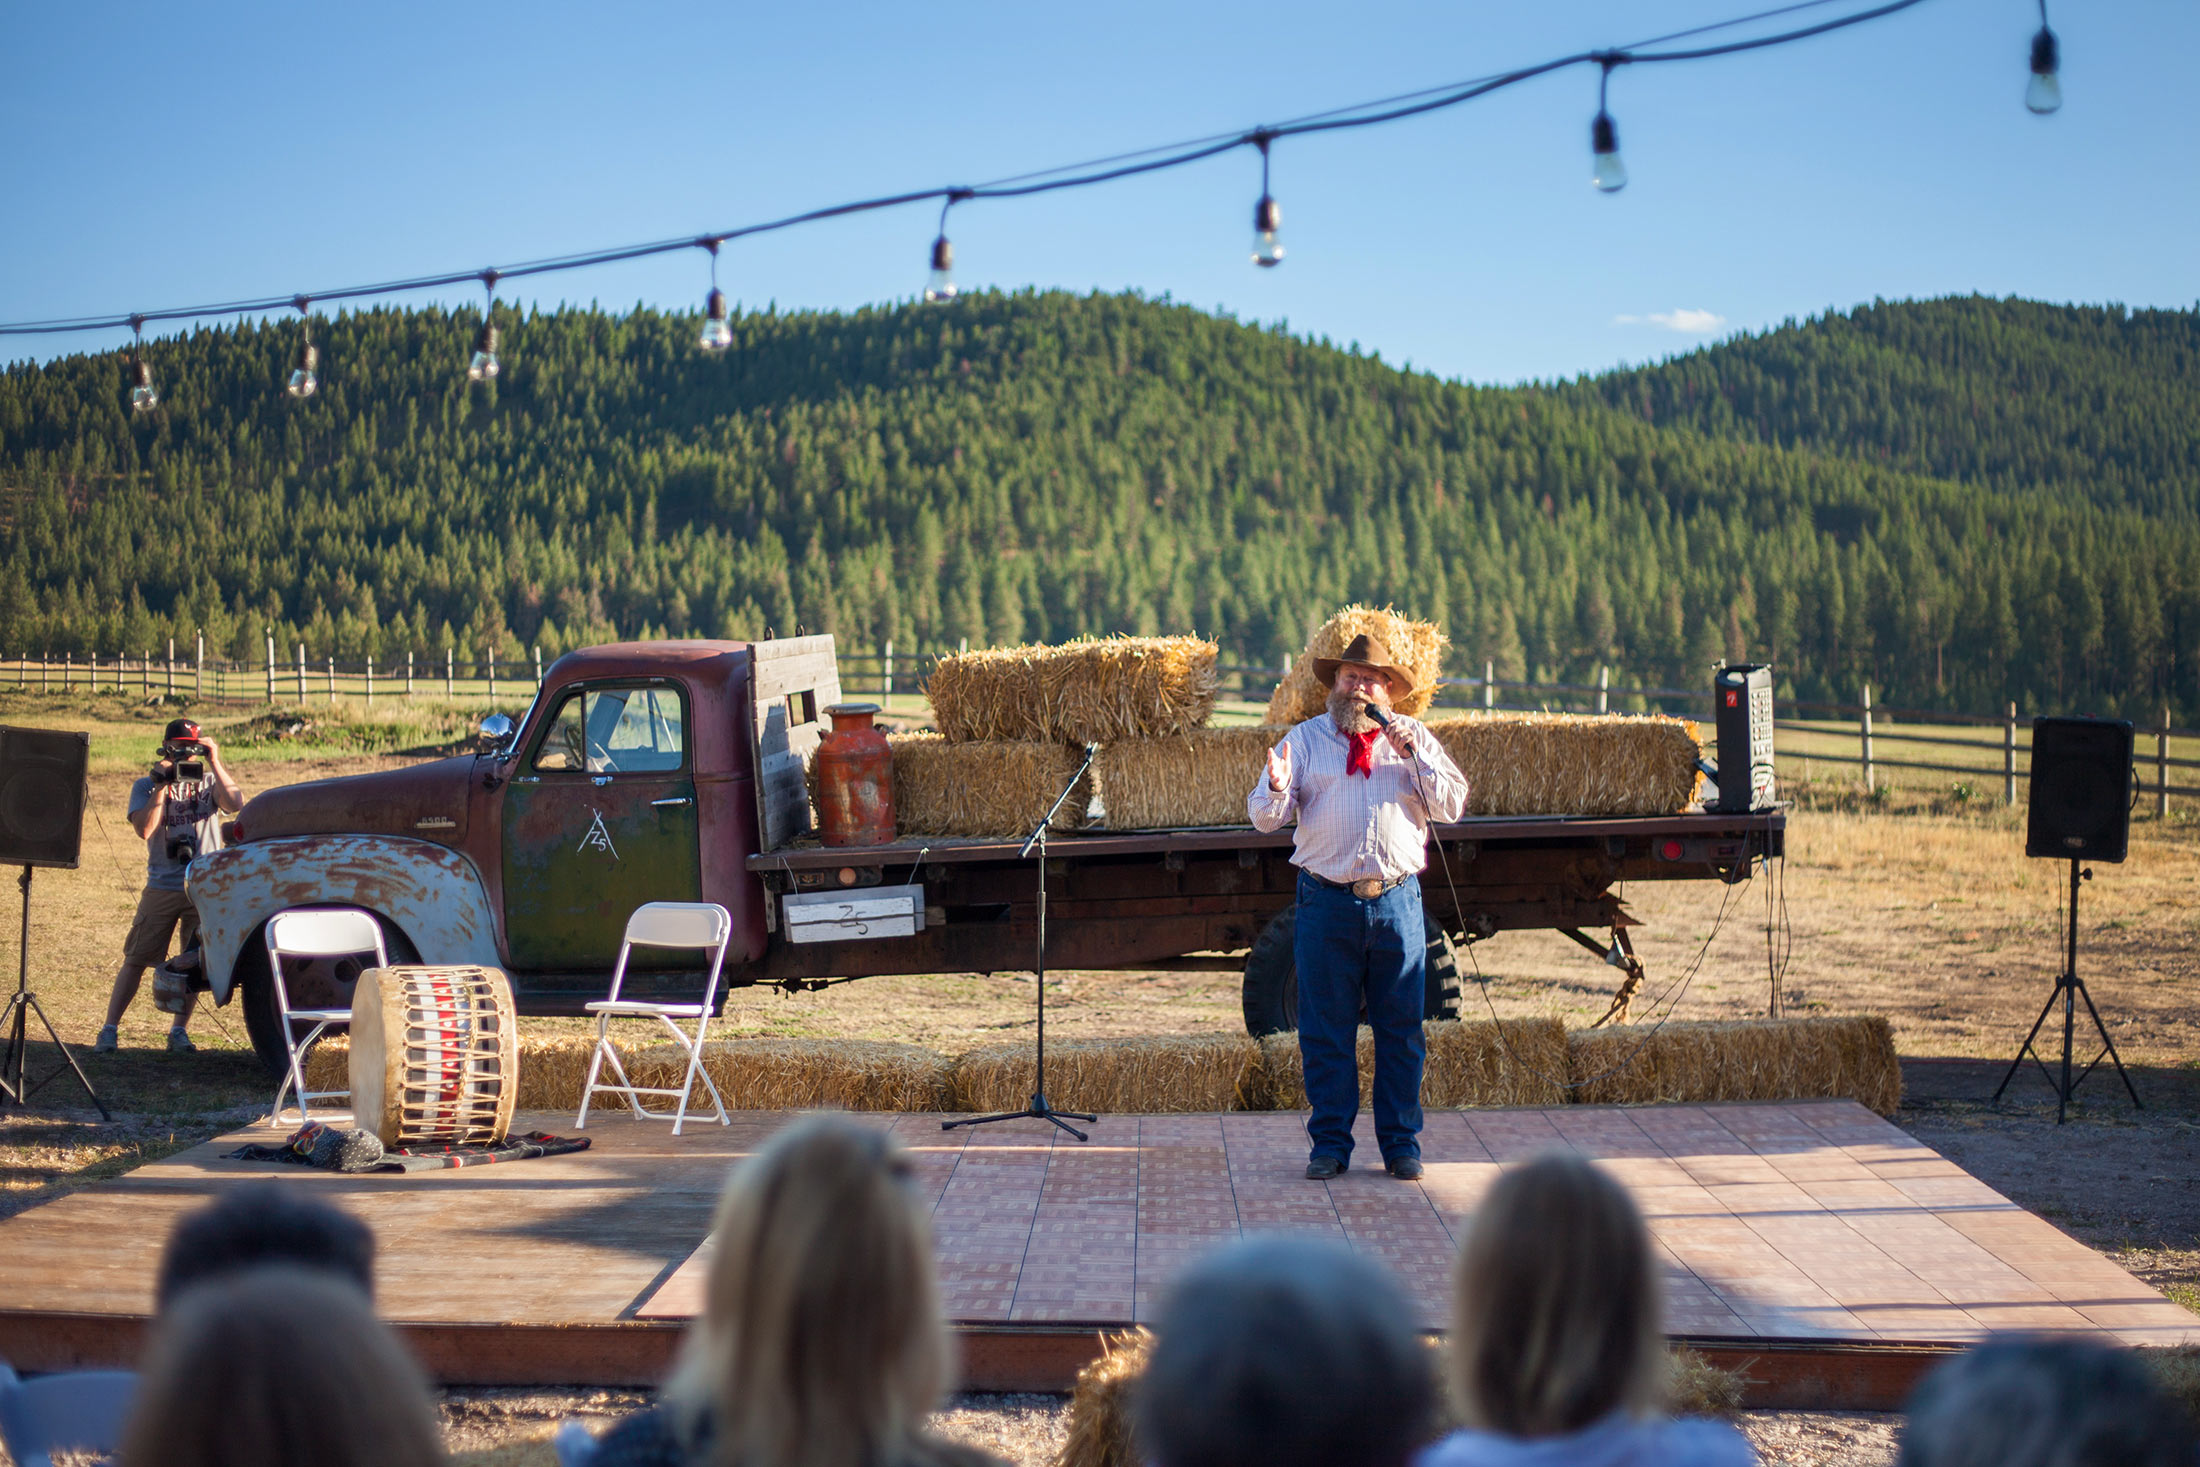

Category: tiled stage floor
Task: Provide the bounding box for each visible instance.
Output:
[641,1101,2200,1346]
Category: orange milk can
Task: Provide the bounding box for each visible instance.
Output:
[816,702,897,846]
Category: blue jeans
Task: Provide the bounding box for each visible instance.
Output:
[1293,871,1426,1165]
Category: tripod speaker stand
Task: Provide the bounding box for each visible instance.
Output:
[943,746,1099,1142]
[1992,859,2139,1124]
[3,866,111,1119]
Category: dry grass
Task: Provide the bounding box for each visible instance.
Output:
[1251,1020,1570,1110]
[951,1033,1260,1114]
[627,1037,954,1112]
[1428,713,1703,816]
[1094,727,1285,829]
[887,734,1094,837]
[306,1033,644,1114]
[1051,1328,1154,1467]
[1565,1016,1902,1115]
[927,637,1218,744]
[1264,606,1450,724]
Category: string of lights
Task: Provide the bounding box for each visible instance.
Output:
[1,0,2065,414]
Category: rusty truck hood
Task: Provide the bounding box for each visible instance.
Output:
[239,756,479,847]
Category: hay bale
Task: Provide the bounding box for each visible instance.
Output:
[303,1031,642,1114]
[1052,1328,1154,1467]
[629,1037,954,1112]
[951,1033,1261,1115]
[1264,606,1450,724]
[1251,1019,1568,1110]
[1566,1016,1902,1115]
[927,637,1218,744]
[1428,713,1703,816]
[888,734,1093,837]
[1095,727,1286,829]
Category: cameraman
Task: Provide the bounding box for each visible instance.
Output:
[94,719,244,1054]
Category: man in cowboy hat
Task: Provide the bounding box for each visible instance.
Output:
[1247,634,1468,1181]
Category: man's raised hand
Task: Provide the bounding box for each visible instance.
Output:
[1266,743,1292,792]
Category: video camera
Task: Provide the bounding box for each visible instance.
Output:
[153,718,207,785]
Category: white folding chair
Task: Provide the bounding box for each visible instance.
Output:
[0,1361,137,1467]
[265,907,388,1127]
[576,902,733,1136]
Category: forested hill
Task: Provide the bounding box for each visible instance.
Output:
[1581,296,2200,518]
[1,290,2195,723]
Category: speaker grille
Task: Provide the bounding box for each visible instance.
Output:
[0,726,91,869]
[2026,717,2133,863]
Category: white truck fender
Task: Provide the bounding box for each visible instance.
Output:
[186,835,502,1003]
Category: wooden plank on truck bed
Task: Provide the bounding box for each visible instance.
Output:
[751,636,841,852]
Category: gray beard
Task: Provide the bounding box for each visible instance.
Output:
[1327,687,1378,735]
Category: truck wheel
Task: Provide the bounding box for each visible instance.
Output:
[236,915,416,1081]
[1240,907,1463,1037]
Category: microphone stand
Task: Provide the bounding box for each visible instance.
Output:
[944,745,1099,1141]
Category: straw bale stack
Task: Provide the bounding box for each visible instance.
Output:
[1252,1019,1568,1110]
[627,1038,953,1112]
[303,1032,638,1113]
[1265,606,1450,724]
[1095,726,1286,829]
[1566,1015,1901,1115]
[1428,713,1703,816]
[888,733,1093,837]
[927,637,1218,744]
[951,1033,1261,1115]
[1052,1329,1155,1467]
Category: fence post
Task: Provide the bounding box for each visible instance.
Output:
[1596,664,1609,715]
[884,640,894,702]
[296,643,306,703]
[1861,682,1875,792]
[61,652,69,690]
[266,633,277,704]
[325,654,336,706]
[2003,702,2018,806]
[366,655,375,708]
[533,646,543,689]
[1483,659,1495,712]
[194,631,203,702]
[487,653,497,707]
[2160,707,2171,820]
[407,650,416,698]
[165,636,175,698]
[445,648,454,699]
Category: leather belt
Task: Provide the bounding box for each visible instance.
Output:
[1304,870,1412,900]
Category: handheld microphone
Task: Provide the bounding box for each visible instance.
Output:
[1362,702,1392,728]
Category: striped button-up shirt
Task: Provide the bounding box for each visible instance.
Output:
[1246,714,1470,884]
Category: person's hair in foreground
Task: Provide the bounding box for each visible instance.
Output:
[1427,1150,1754,1466]
[1135,1236,1435,1467]
[1898,1335,2195,1467]
[658,1114,994,1467]
[119,1265,446,1467]
[153,1181,376,1309]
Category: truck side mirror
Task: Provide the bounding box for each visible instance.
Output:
[478,713,516,756]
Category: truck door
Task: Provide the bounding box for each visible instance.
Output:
[501,679,701,969]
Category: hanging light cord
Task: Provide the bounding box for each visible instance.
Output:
[1,0,1939,339]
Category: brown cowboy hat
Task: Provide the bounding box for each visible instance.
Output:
[1311,633,1415,697]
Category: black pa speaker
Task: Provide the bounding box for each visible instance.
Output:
[0,726,90,869]
[2026,716,2133,863]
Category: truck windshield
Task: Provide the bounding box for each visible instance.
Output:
[531,685,686,774]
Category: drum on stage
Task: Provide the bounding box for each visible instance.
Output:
[349,965,519,1148]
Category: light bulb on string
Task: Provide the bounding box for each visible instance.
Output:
[469,270,501,381]
[287,297,319,399]
[126,317,158,414]
[1591,58,1628,193]
[1250,134,1284,267]
[698,240,733,350]
[925,193,969,304]
[2026,6,2062,114]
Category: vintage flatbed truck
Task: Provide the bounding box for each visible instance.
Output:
[188,636,1785,1076]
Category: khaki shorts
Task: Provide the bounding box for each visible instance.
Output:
[123,886,199,967]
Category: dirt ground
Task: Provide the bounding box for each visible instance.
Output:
[3,713,2194,1466]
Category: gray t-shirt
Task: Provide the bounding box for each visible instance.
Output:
[128,776,227,892]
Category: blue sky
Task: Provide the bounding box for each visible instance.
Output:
[2,0,2189,385]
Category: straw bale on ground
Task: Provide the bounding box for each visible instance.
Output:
[1251,1019,1568,1110]
[1051,1329,1154,1467]
[950,1033,1261,1115]
[1566,1015,1901,1114]
[1428,713,1703,816]
[1264,606,1450,724]
[303,1032,638,1114]
[1095,727,1287,829]
[627,1038,954,1112]
[927,637,1218,744]
[888,733,1093,837]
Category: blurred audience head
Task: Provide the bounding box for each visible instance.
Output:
[1899,1334,2195,1467]
[667,1115,953,1467]
[120,1265,445,1467]
[155,1182,375,1309]
[1451,1150,1663,1438]
[1136,1235,1435,1467]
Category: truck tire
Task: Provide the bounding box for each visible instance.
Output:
[1241,906,1463,1038]
[237,914,416,1081]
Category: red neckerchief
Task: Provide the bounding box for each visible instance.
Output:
[1346,728,1380,778]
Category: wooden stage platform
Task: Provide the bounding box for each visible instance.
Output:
[0,1100,2191,1409]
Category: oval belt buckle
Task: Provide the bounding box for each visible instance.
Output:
[1352,877,1384,899]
